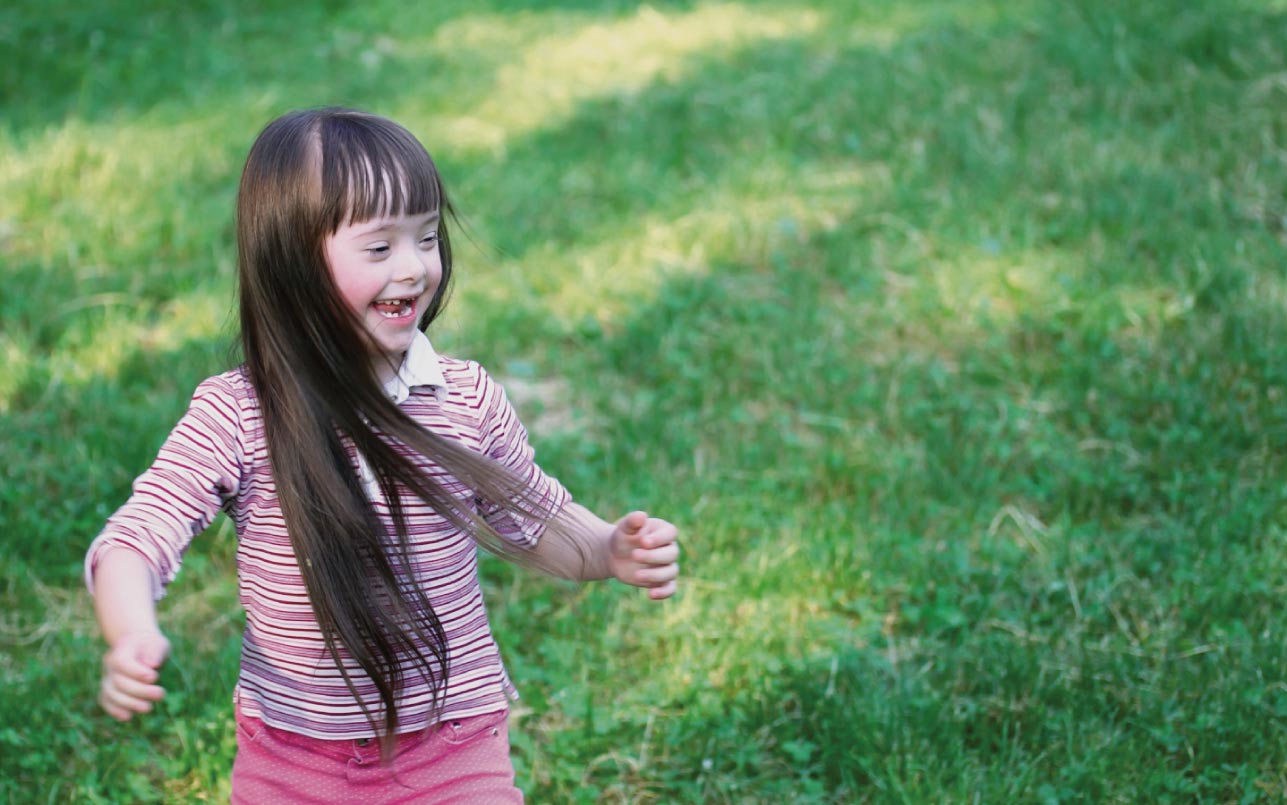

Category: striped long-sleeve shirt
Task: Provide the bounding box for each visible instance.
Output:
[85,335,570,739]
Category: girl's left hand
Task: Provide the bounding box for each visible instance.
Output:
[609,511,680,600]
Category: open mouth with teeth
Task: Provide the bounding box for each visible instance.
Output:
[373,298,416,319]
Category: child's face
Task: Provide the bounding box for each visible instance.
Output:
[324,209,443,381]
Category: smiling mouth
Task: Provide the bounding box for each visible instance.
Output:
[373,298,415,318]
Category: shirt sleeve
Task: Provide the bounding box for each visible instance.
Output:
[471,363,571,548]
[84,374,246,600]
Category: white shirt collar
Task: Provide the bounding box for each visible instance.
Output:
[383,330,448,404]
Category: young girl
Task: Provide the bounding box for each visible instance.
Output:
[86,107,680,803]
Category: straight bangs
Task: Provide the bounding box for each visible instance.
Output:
[319,114,443,231]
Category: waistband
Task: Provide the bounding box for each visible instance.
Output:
[234,703,507,765]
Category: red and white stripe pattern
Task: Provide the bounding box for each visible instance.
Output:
[85,357,569,739]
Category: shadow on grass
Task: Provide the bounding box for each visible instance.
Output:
[523,192,1287,797]
[0,0,721,133]
[0,328,238,571]
[11,0,1284,348]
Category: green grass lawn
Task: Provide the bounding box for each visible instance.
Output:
[3,0,1287,801]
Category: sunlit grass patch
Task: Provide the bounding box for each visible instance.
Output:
[399,4,821,154]
[458,157,872,324]
[894,243,1084,341]
[0,335,33,414]
[0,115,240,265]
[4,290,232,409]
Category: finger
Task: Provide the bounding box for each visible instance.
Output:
[632,563,678,586]
[648,580,677,600]
[102,689,156,716]
[620,511,647,536]
[108,674,166,703]
[636,520,677,549]
[100,696,134,722]
[632,543,680,566]
[105,652,161,684]
[100,682,162,716]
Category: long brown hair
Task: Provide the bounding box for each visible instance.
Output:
[236,108,566,757]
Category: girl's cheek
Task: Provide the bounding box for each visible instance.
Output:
[332,273,381,313]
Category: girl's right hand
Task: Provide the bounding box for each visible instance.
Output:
[100,630,170,721]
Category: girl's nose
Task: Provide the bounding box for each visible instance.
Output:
[393,246,426,283]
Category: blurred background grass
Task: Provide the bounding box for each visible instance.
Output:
[3,0,1287,801]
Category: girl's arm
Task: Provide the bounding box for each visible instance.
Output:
[467,364,679,597]
[533,503,680,599]
[93,548,170,721]
[86,374,245,721]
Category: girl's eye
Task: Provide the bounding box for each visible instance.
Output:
[420,232,439,247]
[366,245,391,257]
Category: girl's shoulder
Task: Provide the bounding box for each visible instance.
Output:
[166,368,258,465]
[192,365,256,403]
[437,355,499,398]
[435,356,528,414]
[186,367,260,427]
